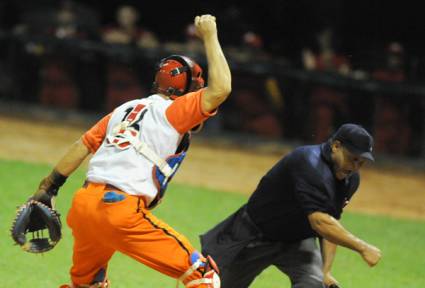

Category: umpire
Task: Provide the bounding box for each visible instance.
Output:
[201,123,382,288]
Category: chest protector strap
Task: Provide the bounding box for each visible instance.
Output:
[106,110,191,209]
[107,124,178,180]
[149,133,190,209]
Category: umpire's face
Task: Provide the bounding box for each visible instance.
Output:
[331,140,366,180]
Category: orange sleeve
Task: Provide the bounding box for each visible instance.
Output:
[165,89,216,134]
[82,113,112,153]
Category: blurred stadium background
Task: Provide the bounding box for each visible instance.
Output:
[0,0,424,159]
[0,0,425,159]
[0,1,425,287]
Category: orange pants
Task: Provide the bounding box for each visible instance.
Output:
[67,182,205,286]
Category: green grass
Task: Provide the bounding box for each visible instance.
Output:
[1,159,424,287]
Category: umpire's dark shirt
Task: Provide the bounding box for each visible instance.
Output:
[247,142,360,242]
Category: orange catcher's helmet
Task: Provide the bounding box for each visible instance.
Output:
[152,55,204,99]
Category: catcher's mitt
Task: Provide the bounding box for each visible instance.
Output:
[11,200,62,253]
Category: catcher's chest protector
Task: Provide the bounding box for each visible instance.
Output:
[86,95,187,207]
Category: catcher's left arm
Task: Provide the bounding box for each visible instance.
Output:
[11,138,90,253]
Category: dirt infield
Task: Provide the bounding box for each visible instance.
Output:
[1,115,424,220]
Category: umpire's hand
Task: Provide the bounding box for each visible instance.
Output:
[324,272,340,288]
[360,242,382,266]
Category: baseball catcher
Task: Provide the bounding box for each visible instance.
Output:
[11,170,66,253]
[13,14,230,288]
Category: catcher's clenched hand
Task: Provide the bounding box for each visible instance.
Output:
[11,200,62,253]
[194,14,217,41]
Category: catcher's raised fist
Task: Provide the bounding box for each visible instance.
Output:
[194,14,217,39]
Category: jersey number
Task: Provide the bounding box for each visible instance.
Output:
[107,104,147,149]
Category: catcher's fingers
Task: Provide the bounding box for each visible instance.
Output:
[33,187,51,201]
[32,188,56,209]
[194,14,217,39]
[194,14,216,24]
[195,14,216,25]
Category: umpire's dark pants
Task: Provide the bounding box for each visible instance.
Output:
[201,205,324,288]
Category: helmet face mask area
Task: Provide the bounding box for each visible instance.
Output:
[152,55,205,99]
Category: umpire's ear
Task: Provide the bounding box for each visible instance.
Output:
[331,140,343,152]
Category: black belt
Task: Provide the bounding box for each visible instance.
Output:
[82,180,122,192]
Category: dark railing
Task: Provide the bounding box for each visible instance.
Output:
[0,33,424,158]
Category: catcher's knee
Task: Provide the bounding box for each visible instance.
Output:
[179,251,221,288]
[59,280,110,288]
[185,270,220,288]
[64,268,110,288]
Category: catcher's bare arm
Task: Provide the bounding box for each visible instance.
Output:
[309,211,381,267]
[195,14,232,113]
[33,138,90,202]
[12,139,89,253]
[52,138,91,176]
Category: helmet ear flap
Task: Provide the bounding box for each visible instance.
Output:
[166,55,193,95]
[152,55,204,98]
[151,58,165,94]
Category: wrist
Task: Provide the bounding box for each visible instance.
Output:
[322,267,332,274]
[51,170,68,186]
[202,33,218,43]
[355,239,368,254]
[47,170,68,195]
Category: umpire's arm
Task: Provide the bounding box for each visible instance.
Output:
[321,238,337,274]
[321,238,339,287]
[308,211,382,267]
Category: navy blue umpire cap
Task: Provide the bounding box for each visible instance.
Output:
[332,123,375,161]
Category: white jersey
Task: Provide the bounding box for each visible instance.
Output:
[82,90,212,205]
